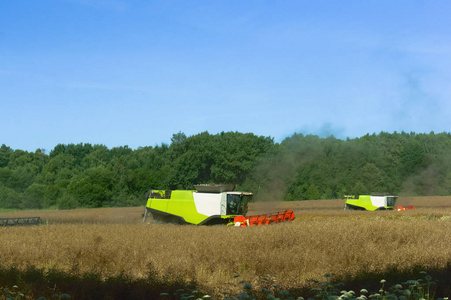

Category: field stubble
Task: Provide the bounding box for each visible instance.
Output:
[1,197,451,297]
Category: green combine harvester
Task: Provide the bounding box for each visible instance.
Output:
[343,194,398,211]
[143,184,253,225]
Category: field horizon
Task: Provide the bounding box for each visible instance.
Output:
[2,195,451,224]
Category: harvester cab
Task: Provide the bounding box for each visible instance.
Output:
[343,194,398,211]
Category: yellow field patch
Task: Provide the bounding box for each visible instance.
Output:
[1,197,451,297]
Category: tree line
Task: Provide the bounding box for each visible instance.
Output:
[1,131,451,210]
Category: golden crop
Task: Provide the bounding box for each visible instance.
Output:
[1,197,451,297]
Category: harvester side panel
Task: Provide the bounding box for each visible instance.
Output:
[193,192,223,216]
[166,191,209,225]
[370,196,387,208]
[345,195,375,210]
[148,197,169,213]
[147,190,213,225]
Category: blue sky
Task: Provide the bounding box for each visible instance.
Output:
[1,0,451,152]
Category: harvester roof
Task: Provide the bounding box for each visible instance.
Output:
[194,184,236,193]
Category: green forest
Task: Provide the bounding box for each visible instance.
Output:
[1,131,451,210]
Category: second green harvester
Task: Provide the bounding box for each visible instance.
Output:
[343,194,398,211]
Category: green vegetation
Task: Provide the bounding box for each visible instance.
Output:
[2,130,451,209]
[1,268,448,299]
[0,264,187,300]
[195,271,448,300]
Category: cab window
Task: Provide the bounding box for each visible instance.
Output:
[226,194,251,215]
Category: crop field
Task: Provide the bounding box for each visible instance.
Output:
[1,197,451,299]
